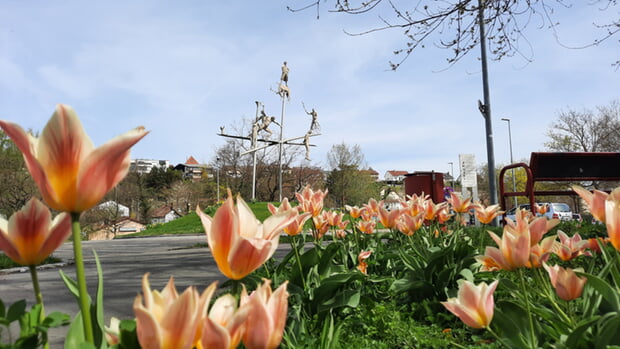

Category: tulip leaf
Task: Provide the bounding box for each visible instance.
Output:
[92,250,108,348]
[6,299,26,323]
[579,272,620,312]
[595,312,620,348]
[0,299,5,318]
[65,311,86,348]
[59,269,86,303]
[564,315,600,348]
[317,289,361,314]
[318,243,344,277]
[493,300,532,349]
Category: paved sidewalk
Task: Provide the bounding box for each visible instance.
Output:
[0,235,255,347]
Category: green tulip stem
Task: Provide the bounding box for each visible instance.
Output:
[534,268,572,326]
[28,265,44,310]
[71,212,94,344]
[29,265,49,349]
[518,268,536,348]
[290,236,307,290]
[486,326,512,348]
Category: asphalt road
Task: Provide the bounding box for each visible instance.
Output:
[0,235,290,347]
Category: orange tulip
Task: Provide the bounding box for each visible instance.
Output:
[606,187,620,251]
[554,231,591,261]
[345,205,367,219]
[0,198,71,266]
[133,274,203,349]
[504,209,557,246]
[474,204,504,225]
[477,228,530,271]
[357,220,376,234]
[423,201,447,222]
[396,212,424,236]
[357,250,372,275]
[199,285,251,349]
[447,192,473,214]
[364,198,381,216]
[436,209,455,224]
[240,280,289,349]
[0,104,148,213]
[378,207,402,229]
[543,263,587,301]
[268,199,310,236]
[528,235,557,268]
[196,190,296,280]
[267,198,294,214]
[312,212,331,239]
[573,185,608,222]
[442,280,499,329]
[295,185,327,217]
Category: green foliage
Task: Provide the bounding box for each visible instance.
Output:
[0,255,61,270]
[0,299,70,348]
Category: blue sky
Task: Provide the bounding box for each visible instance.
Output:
[0,1,618,181]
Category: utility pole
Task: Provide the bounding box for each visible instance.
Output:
[477,0,498,210]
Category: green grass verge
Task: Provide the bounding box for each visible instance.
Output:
[118,202,278,238]
[0,254,62,270]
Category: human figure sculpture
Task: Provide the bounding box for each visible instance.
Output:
[304,131,311,161]
[302,103,320,132]
[280,61,289,85]
[250,122,259,147]
[257,111,279,138]
[278,83,290,100]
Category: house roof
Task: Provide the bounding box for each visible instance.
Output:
[185,156,199,165]
[386,170,408,177]
[151,205,182,218]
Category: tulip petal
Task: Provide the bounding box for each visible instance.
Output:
[0,121,57,208]
[209,194,237,278]
[75,126,147,212]
[134,295,163,349]
[228,238,273,280]
[243,299,273,349]
[0,222,21,265]
[37,212,71,264]
[201,318,231,349]
[37,105,93,212]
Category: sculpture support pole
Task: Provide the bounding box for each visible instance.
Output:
[278,94,286,202]
[252,102,261,201]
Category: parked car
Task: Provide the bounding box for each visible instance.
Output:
[504,202,573,222]
[540,202,573,221]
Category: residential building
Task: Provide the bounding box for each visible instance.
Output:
[96,200,130,217]
[384,170,408,184]
[88,217,146,240]
[174,156,207,181]
[150,204,182,225]
[129,159,170,174]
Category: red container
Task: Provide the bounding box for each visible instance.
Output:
[404,171,445,203]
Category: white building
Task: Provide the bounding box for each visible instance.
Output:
[129,159,170,174]
[97,201,130,217]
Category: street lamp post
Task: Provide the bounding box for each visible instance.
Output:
[448,162,454,189]
[501,118,517,209]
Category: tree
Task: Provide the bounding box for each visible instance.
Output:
[545,100,620,152]
[291,1,619,69]
[326,142,379,206]
[144,166,183,199]
[0,131,38,218]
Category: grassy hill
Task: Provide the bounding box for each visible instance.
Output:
[119,201,276,238]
